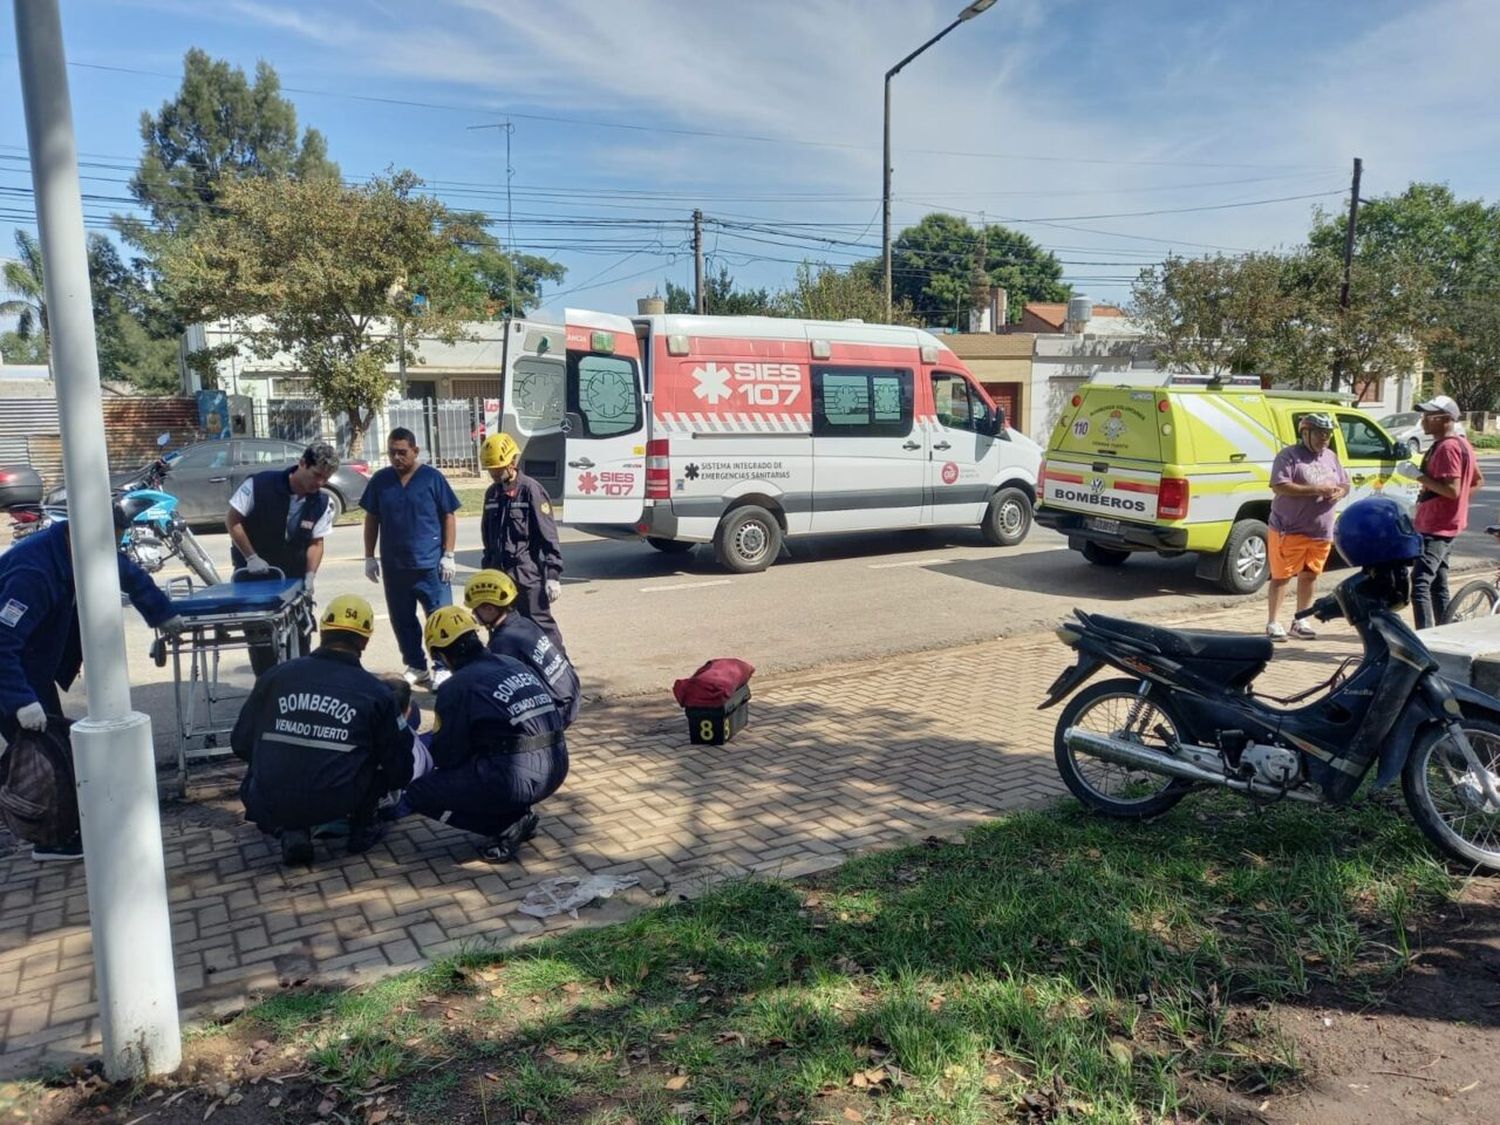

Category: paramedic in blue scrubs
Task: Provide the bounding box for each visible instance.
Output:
[362,428,461,688]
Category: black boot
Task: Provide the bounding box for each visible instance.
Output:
[480,811,539,863]
[279,828,314,866]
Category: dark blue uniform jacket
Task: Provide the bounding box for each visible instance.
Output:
[0,522,172,723]
[480,473,563,589]
[487,613,580,726]
[231,647,413,829]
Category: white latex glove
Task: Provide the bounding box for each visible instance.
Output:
[16,702,46,732]
[243,553,271,575]
[1393,460,1422,480]
[304,571,317,597]
[365,557,381,583]
[439,553,456,584]
[158,615,185,633]
[545,578,562,603]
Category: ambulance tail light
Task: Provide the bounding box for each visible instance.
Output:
[1037,459,1048,493]
[646,439,671,499]
[1157,477,1190,520]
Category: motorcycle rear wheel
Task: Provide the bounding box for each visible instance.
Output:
[1403,716,1500,871]
[177,528,222,587]
[1053,678,1193,818]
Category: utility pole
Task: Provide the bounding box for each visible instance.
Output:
[14,0,180,1078]
[464,119,517,317]
[1335,157,1363,393]
[693,209,705,315]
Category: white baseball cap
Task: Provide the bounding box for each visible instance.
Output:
[1416,394,1461,419]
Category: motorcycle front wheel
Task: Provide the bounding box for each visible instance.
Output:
[176,528,222,587]
[1403,716,1500,871]
[1053,678,1193,818]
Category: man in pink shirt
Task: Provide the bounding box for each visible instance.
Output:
[1411,395,1484,628]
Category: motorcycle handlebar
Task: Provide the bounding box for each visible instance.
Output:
[1295,594,1342,622]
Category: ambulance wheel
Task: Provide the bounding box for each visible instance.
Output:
[714,505,781,573]
[1219,518,1270,595]
[981,487,1032,547]
[647,537,694,554]
[1081,541,1130,567]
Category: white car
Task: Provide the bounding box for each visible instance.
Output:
[1378,411,1465,455]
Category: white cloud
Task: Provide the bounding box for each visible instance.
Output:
[104,0,1500,307]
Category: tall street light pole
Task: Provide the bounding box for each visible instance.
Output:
[883,0,997,323]
[14,0,180,1078]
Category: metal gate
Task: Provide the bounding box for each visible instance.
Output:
[386,399,479,470]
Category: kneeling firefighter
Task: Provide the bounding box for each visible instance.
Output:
[231,594,414,865]
[405,606,568,862]
[464,569,580,726]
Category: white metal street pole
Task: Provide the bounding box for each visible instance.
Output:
[882,0,998,323]
[13,0,181,1079]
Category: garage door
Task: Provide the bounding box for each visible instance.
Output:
[982,382,1021,433]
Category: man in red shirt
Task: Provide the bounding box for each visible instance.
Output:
[1411,395,1484,628]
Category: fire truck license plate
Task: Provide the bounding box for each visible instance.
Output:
[1087,517,1120,535]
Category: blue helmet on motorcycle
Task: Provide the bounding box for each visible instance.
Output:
[1334,496,1422,567]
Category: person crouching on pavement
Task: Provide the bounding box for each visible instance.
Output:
[464,569,581,726]
[231,594,415,866]
[401,606,568,863]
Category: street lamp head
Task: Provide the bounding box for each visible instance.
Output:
[958,0,997,19]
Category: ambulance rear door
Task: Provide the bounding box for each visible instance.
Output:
[560,308,646,525]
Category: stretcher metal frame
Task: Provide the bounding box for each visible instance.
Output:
[150,571,314,794]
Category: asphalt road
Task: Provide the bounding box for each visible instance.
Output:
[116,455,1500,704]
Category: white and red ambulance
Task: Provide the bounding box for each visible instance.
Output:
[494,309,1041,572]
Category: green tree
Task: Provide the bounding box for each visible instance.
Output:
[1309,183,1500,401]
[455,226,567,317]
[664,267,777,315]
[0,330,46,365]
[127,48,339,239]
[1130,252,1294,376]
[0,229,180,389]
[886,213,1068,328]
[1,229,47,348]
[160,171,487,452]
[772,262,918,324]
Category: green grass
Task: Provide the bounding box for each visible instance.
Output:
[134,796,1460,1123]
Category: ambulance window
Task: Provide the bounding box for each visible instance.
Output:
[932,372,990,433]
[812,367,913,437]
[511,356,566,433]
[568,353,642,438]
[1338,413,1395,459]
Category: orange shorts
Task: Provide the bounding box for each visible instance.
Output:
[1268,528,1332,580]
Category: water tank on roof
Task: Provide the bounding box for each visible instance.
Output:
[1065,295,1092,334]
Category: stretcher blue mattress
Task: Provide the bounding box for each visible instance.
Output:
[169,577,306,618]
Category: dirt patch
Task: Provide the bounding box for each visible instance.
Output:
[1263,878,1500,1124]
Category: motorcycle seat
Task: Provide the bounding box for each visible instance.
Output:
[1087,614,1275,664]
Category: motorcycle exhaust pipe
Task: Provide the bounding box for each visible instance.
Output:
[1064,728,1322,803]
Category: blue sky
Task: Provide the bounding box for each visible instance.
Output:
[3,0,1498,321]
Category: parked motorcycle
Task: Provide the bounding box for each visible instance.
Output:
[1042,497,1500,872]
[6,435,221,587]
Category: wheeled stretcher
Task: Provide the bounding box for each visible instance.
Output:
[150,575,315,792]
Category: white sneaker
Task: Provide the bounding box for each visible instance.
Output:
[1289,620,1317,640]
[1266,622,1288,643]
[430,667,451,688]
[403,665,431,687]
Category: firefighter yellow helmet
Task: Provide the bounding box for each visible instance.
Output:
[424,605,480,652]
[465,569,519,611]
[321,594,375,639]
[480,432,521,470]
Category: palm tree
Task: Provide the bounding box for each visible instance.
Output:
[1,228,48,354]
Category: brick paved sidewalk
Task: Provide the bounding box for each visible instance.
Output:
[0,600,1362,1076]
